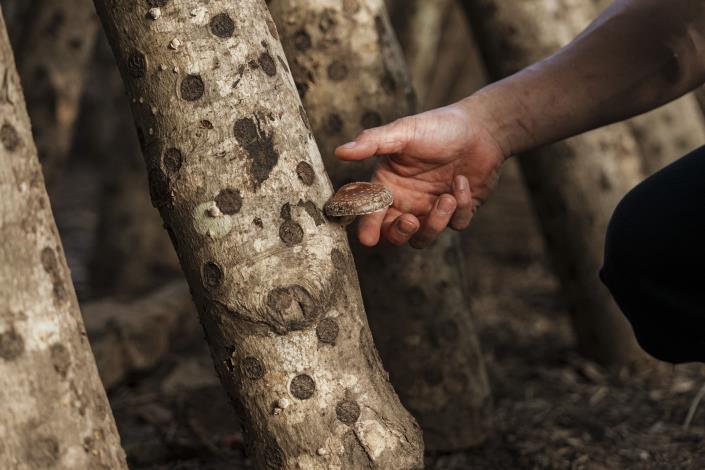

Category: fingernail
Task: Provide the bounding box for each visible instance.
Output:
[339,141,358,150]
[455,176,468,191]
[437,196,455,215]
[398,218,417,235]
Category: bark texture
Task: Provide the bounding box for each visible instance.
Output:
[86,35,181,299]
[0,11,127,469]
[270,0,491,450]
[387,0,452,107]
[590,0,705,176]
[84,281,198,389]
[92,0,423,468]
[462,0,646,366]
[15,0,99,186]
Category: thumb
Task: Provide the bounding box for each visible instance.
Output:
[335,116,415,161]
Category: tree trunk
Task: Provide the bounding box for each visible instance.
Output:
[269,0,491,450]
[590,0,705,176]
[386,0,452,108]
[92,0,423,468]
[462,0,647,366]
[0,10,127,469]
[14,0,99,187]
[85,35,181,299]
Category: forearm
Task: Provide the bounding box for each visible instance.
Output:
[464,0,705,157]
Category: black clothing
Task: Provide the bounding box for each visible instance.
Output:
[601,146,705,363]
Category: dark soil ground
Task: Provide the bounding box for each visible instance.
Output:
[55,161,705,469]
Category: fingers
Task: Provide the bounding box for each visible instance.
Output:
[410,194,457,249]
[357,209,386,247]
[450,175,475,231]
[382,212,420,246]
[335,117,415,161]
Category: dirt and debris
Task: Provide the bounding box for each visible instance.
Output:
[54,161,705,469]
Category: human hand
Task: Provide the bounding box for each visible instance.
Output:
[335,101,507,248]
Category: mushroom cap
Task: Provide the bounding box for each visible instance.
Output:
[324,182,393,217]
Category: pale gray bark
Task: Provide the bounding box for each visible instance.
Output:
[462,0,647,366]
[15,0,99,186]
[0,9,127,469]
[92,0,423,467]
[270,0,491,450]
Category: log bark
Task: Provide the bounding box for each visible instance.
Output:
[91,0,424,468]
[15,0,100,186]
[461,0,647,366]
[85,35,181,299]
[269,0,491,450]
[386,0,452,108]
[0,10,127,469]
[83,281,198,389]
[590,0,705,176]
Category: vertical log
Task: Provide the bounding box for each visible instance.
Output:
[15,0,99,186]
[91,0,423,468]
[270,0,491,450]
[0,9,127,469]
[461,0,647,366]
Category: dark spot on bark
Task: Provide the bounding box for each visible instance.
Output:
[280,202,291,220]
[148,0,168,6]
[181,74,205,101]
[361,111,382,129]
[299,106,311,130]
[68,37,83,50]
[331,248,347,270]
[319,9,337,33]
[294,30,311,51]
[298,200,325,225]
[127,50,147,79]
[296,81,308,99]
[0,327,24,361]
[296,161,315,186]
[599,171,612,191]
[202,261,224,289]
[326,113,343,134]
[253,217,263,228]
[50,343,71,377]
[210,13,235,38]
[162,148,182,175]
[234,117,279,186]
[215,188,242,215]
[316,318,339,345]
[1,123,19,151]
[336,399,361,425]
[374,15,385,38]
[258,52,277,77]
[279,220,303,246]
[43,10,65,37]
[264,443,284,469]
[26,436,59,467]
[277,56,289,74]
[290,374,315,399]
[200,120,214,129]
[424,367,444,386]
[381,72,397,94]
[342,430,371,467]
[241,356,265,380]
[40,247,67,301]
[440,320,459,342]
[266,16,279,40]
[327,60,348,81]
[148,168,170,207]
[343,0,360,14]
